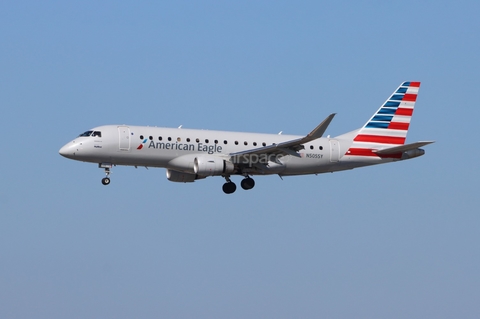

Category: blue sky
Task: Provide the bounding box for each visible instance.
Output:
[1,1,479,318]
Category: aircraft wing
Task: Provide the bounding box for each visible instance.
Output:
[374,141,435,155]
[229,113,335,160]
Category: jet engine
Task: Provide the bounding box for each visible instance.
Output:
[194,156,235,176]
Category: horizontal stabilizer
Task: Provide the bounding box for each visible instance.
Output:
[375,141,435,154]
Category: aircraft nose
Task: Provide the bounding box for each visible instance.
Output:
[59,141,78,159]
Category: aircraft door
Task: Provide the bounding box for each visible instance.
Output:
[329,139,340,162]
[118,126,131,151]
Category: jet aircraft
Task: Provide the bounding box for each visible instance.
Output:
[59,81,433,194]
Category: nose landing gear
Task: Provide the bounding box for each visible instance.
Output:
[101,176,110,185]
[99,163,112,186]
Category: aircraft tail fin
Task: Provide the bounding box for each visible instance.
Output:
[346,81,421,157]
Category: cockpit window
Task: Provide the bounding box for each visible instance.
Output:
[78,130,102,137]
[78,130,93,137]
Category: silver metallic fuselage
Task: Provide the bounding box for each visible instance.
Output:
[59,125,389,176]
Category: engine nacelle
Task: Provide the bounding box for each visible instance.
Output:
[194,156,235,176]
[166,169,200,183]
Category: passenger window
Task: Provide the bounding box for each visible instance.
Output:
[235,141,239,145]
[224,140,228,144]
[140,135,144,140]
[244,141,248,145]
[177,137,181,142]
[196,138,200,143]
[262,142,266,146]
[310,145,313,150]
[253,142,257,146]
[205,139,209,143]
[149,136,153,140]
[158,136,162,141]
[187,138,190,142]
[214,140,218,144]
[319,146,323,150]
[168,137,172,141]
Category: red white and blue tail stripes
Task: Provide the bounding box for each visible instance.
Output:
[345,81,420,157]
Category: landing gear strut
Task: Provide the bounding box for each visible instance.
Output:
[222,176,236,194]
[99,163,112,185]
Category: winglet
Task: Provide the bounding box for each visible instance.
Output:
[274,113,335,150]
[303,113,336,143]
[228,113,336,159]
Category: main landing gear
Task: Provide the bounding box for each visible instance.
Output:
[99,163,112,185]
[240,177,255,190]
[222,180,236,194]
[222,176,255,194]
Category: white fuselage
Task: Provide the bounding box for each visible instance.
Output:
[59,125,383,176]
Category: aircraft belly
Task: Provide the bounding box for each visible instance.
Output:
[283,156,332,174]
[245,161,285,175]
[107,148,173,167]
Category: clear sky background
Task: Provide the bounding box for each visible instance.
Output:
[1,1,479,318]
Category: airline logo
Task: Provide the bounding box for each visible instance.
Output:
[137,138,148,150]
[346,81,420,157]
[136,138,223,154]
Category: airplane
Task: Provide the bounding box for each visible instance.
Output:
[59,81,434,194]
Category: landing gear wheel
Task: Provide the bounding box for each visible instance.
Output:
[101,177,111,185]
[241,177,255,190]
[222,182,237,194]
